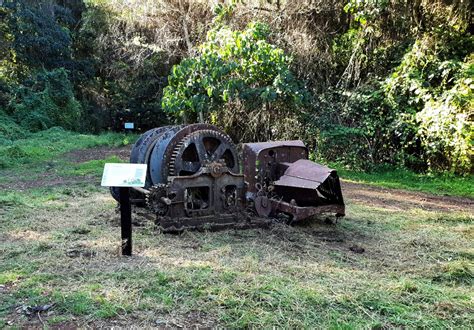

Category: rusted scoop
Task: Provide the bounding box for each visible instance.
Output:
[243,141,345,221]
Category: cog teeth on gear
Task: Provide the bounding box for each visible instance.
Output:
[146,184,169,216]
[169,140,185,176]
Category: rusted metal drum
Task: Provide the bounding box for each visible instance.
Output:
[129,126,176,188]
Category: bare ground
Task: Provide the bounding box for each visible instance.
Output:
[342,181,473,213]
[65,145,130,163]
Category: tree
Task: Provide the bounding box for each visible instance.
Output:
[3,0,74,72]
[162,21,308,141]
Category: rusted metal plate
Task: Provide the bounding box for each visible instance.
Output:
[165,165,245,219]
[242,141,308,196]
[274,159,334,190]
[158,215,271,232]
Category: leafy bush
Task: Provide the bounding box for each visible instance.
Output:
[0,110,27,144]
[317,125,367,170]
[307,83,406,171]
[384,34,473,174]
[314,23,473,174]
[162,20,308,141]
[416,68,473,174]
[7,69,82,132]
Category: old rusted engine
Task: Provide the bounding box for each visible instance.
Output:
[111,124,344,230]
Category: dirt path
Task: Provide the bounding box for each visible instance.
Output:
[65,145,130,163]
[342,181,473,213]
[0,146,131,191]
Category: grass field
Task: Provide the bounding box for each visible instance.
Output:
[1,131,473,327]
[335,166,474,199]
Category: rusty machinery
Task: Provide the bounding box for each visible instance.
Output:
[111,124,345,231]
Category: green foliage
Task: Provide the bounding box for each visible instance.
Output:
[384,35,473,173]
[7,68,82,131]
[344,0,389,26]
[4,0,73,71]
[0,1,93,132]
[74,1,170,131]
[316,22,473,174]
[415,72,473,174]
[162,21,308,140]
[317,125,366,168]
[0,0,472,174]
[0,110,27,144]
[309,83,405,171]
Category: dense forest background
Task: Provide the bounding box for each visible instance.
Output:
[0,0,472,174]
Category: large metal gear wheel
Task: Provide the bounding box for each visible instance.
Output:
[168,129,240,177]
[149,124,216,185]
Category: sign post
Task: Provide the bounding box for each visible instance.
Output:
[119,187,132,255]
[101,163,147,256]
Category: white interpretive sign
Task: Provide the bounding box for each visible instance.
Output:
[124,122,134,129]
[101,163,147,187]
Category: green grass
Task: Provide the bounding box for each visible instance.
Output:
[1,171,473,328]
[64,155,125,176]
[1,195,472,327]
[0,183,102,208]
[334,166,474,198]
[0,271,22,285]
[0,127,136,169]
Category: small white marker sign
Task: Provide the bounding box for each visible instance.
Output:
[101,163,147,187]
[124,122,134,129]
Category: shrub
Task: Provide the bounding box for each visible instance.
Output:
[8,68,83,132]
[4,0,73,71]
[0,110,27,144]
[162,20,309,141]
[385,35,473,174]
[415,57,473,173]
[314,28,473,174]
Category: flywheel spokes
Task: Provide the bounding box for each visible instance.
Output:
[169,129,239,177]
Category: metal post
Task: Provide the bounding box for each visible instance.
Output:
[119,187,132,256]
